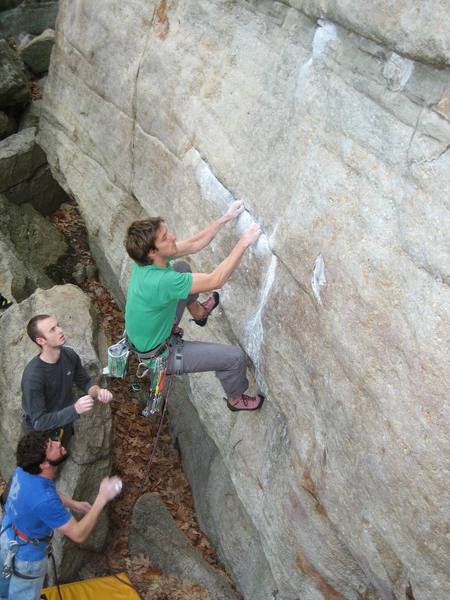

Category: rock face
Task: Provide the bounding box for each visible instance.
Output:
[288,0,450,66]
[0,284,112,581]
[19,28,55,74]
[169,377,278,599]
[39,1,450,599]
[0,38,30,109]
[130,493,238,600]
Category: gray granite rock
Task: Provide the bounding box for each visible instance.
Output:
[0,127,45,191]
[0,126,66,213]
[169,378,278,600]
[129,493,238,600]
[0,193,67,292]
[0,38,30,109]
[5,163,68,214]
[0,233,28,306]
[287,0,450,66]
[0,0,59,39]
[19,28,55,74]
[38,1,450,598]
[0,284,112,582]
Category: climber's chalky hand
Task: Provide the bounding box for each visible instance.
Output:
[241,223,262,247]
[223,200,245,222]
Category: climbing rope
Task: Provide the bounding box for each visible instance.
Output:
[137,370,175,497]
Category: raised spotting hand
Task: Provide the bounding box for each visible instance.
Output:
[74,395,95,414]
[96,388,113,403]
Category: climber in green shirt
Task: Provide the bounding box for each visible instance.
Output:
[124,201,265,411]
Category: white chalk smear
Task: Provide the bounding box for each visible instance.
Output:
[245,254,278,372]
[313,19,337,58]
[189,148,271,256]
[311,254,326,304]
[297,18,337,87]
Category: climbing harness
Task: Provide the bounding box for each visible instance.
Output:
[135,334,184,417]
[107,332,184,418]
[0,524,53,580]
[0,523,63,599]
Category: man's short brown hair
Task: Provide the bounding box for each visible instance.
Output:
[125,218,163,265]
[27,314,51,347]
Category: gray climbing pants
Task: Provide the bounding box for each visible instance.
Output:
[167,262,248,399]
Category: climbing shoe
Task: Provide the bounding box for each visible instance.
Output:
[225,393,265,412]
[193,292,220,327]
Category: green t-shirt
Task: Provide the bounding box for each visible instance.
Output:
[125,261,192,352]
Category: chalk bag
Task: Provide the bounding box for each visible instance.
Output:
[107,338,130,378]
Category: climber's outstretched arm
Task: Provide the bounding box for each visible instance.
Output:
[174,200,245,258]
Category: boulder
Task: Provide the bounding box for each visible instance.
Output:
[129,493,238,600]
[0,0,59,39]
[0,110,15,139]
[0,193,67,295]
[39,1,450,598]
[19,28,55,74]
[0,234,30,306]
[0,38,30,109]
[0,284,112,581]
[0,127,67,214]
[6,163,69,214]
[0,127,45,191]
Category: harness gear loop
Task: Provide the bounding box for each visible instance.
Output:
[1,538,19,579]
[172,335,184,375]
[0,525,53,580]
[136,362,150,379]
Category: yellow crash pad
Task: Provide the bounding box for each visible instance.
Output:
[41,572,140,600]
